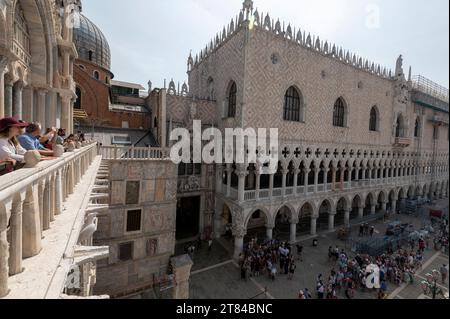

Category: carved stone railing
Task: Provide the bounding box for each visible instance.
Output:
[99,145,170,160]
[0,142,99,298]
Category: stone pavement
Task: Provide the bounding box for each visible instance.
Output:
[189,199,449,299]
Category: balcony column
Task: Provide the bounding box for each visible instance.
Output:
[226,165,232,198]
[324,168,330,191]
[237,167,248,203]
[344,209,350,228]
[310,216,317,236]
[68,164,75,195]
[55,169,63,216]
[293,168,300,195]
[8,193,25,276]
[37,90,47,131]
[290,217,298,244]
[331,167,336,190]
[346,168,352,187]
[314,168,319,193]
[328,210,336,231]
[42,177,51,231]
[22,185,42,258]
[255,171,260,200]
[282,168,288,197]
[0,209,9,297]
[233,226,246,261]
[12,81,24,120]
[340,167,345,190]
[4,77,13,117]
[0,58,7,118]
[49,174,56,222]
[38,180,45,234]
[269,173,274,199]
[304,169,310,194]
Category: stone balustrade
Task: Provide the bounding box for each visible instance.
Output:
[99,145,170,160]
[0,142,100,298]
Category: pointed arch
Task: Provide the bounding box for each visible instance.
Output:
[333,97,348,127]
[369,105,380,132]
[226,80,237,118]
[283,86,304,122]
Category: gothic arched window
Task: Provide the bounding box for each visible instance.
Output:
[333,97,347,127]
[396,114,405,137]
[283,86,303,122]
[227,81,237,118]
[369,106,379,131]
[414,118,421,138]
[93,70,100,80]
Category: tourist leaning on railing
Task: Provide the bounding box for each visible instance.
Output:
[0,117,29,164]
[18,122,55,158]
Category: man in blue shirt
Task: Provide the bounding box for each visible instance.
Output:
[18,123,54,157]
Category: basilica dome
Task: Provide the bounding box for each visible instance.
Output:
[73,14,111,71]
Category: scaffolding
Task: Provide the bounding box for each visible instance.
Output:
[412,75,449,104]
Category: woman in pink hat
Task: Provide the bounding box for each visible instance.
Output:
[0,117,29,164]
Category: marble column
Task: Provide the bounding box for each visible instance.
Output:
[47,91,57,128]
[370,204,376,215]
[314,168,319,193]
[290,221,297,244]
[269,173,274,198]
[282,169,288,197]
[237,169,247,203]
[38,181,44,235]
[49,174,56,222]
[0,59,7,118]
[344,209,350,228]
[22,86,34,122]
[331,167,336,190]
[358,206,364,219]
[42,178,51,231]
[310,217,317,236]
[381,201,387,212]
[55,169,63,216]
[22,186,42,258]
[4,80,13,118]
[255,172,260,200]
[215,166,222,194]
[12,81,23,120]
[61,95,71,132]
[328,211,335,231]
[391,200,397,214]
[266,226,273,240]
[8,195,24,276]
[293,169,299,195]
[233,232,245,260]
[304,169,310,194]
[37,90,47,129]
[0,227,9,297]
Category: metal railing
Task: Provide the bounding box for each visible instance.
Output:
[412,75,449,103]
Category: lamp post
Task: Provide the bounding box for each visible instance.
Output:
[421,270,443,299]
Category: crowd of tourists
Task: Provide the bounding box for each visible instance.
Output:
[0,117,85,175]
[238,238,298,282]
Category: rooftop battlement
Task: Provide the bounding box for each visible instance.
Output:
[187,0,395,81]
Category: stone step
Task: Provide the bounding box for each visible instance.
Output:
[92,185,109,191]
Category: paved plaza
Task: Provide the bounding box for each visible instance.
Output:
[189,200,449,299]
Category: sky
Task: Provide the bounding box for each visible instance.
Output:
[81,0,449,89]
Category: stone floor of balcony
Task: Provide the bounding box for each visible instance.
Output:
[3,156,102,299]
